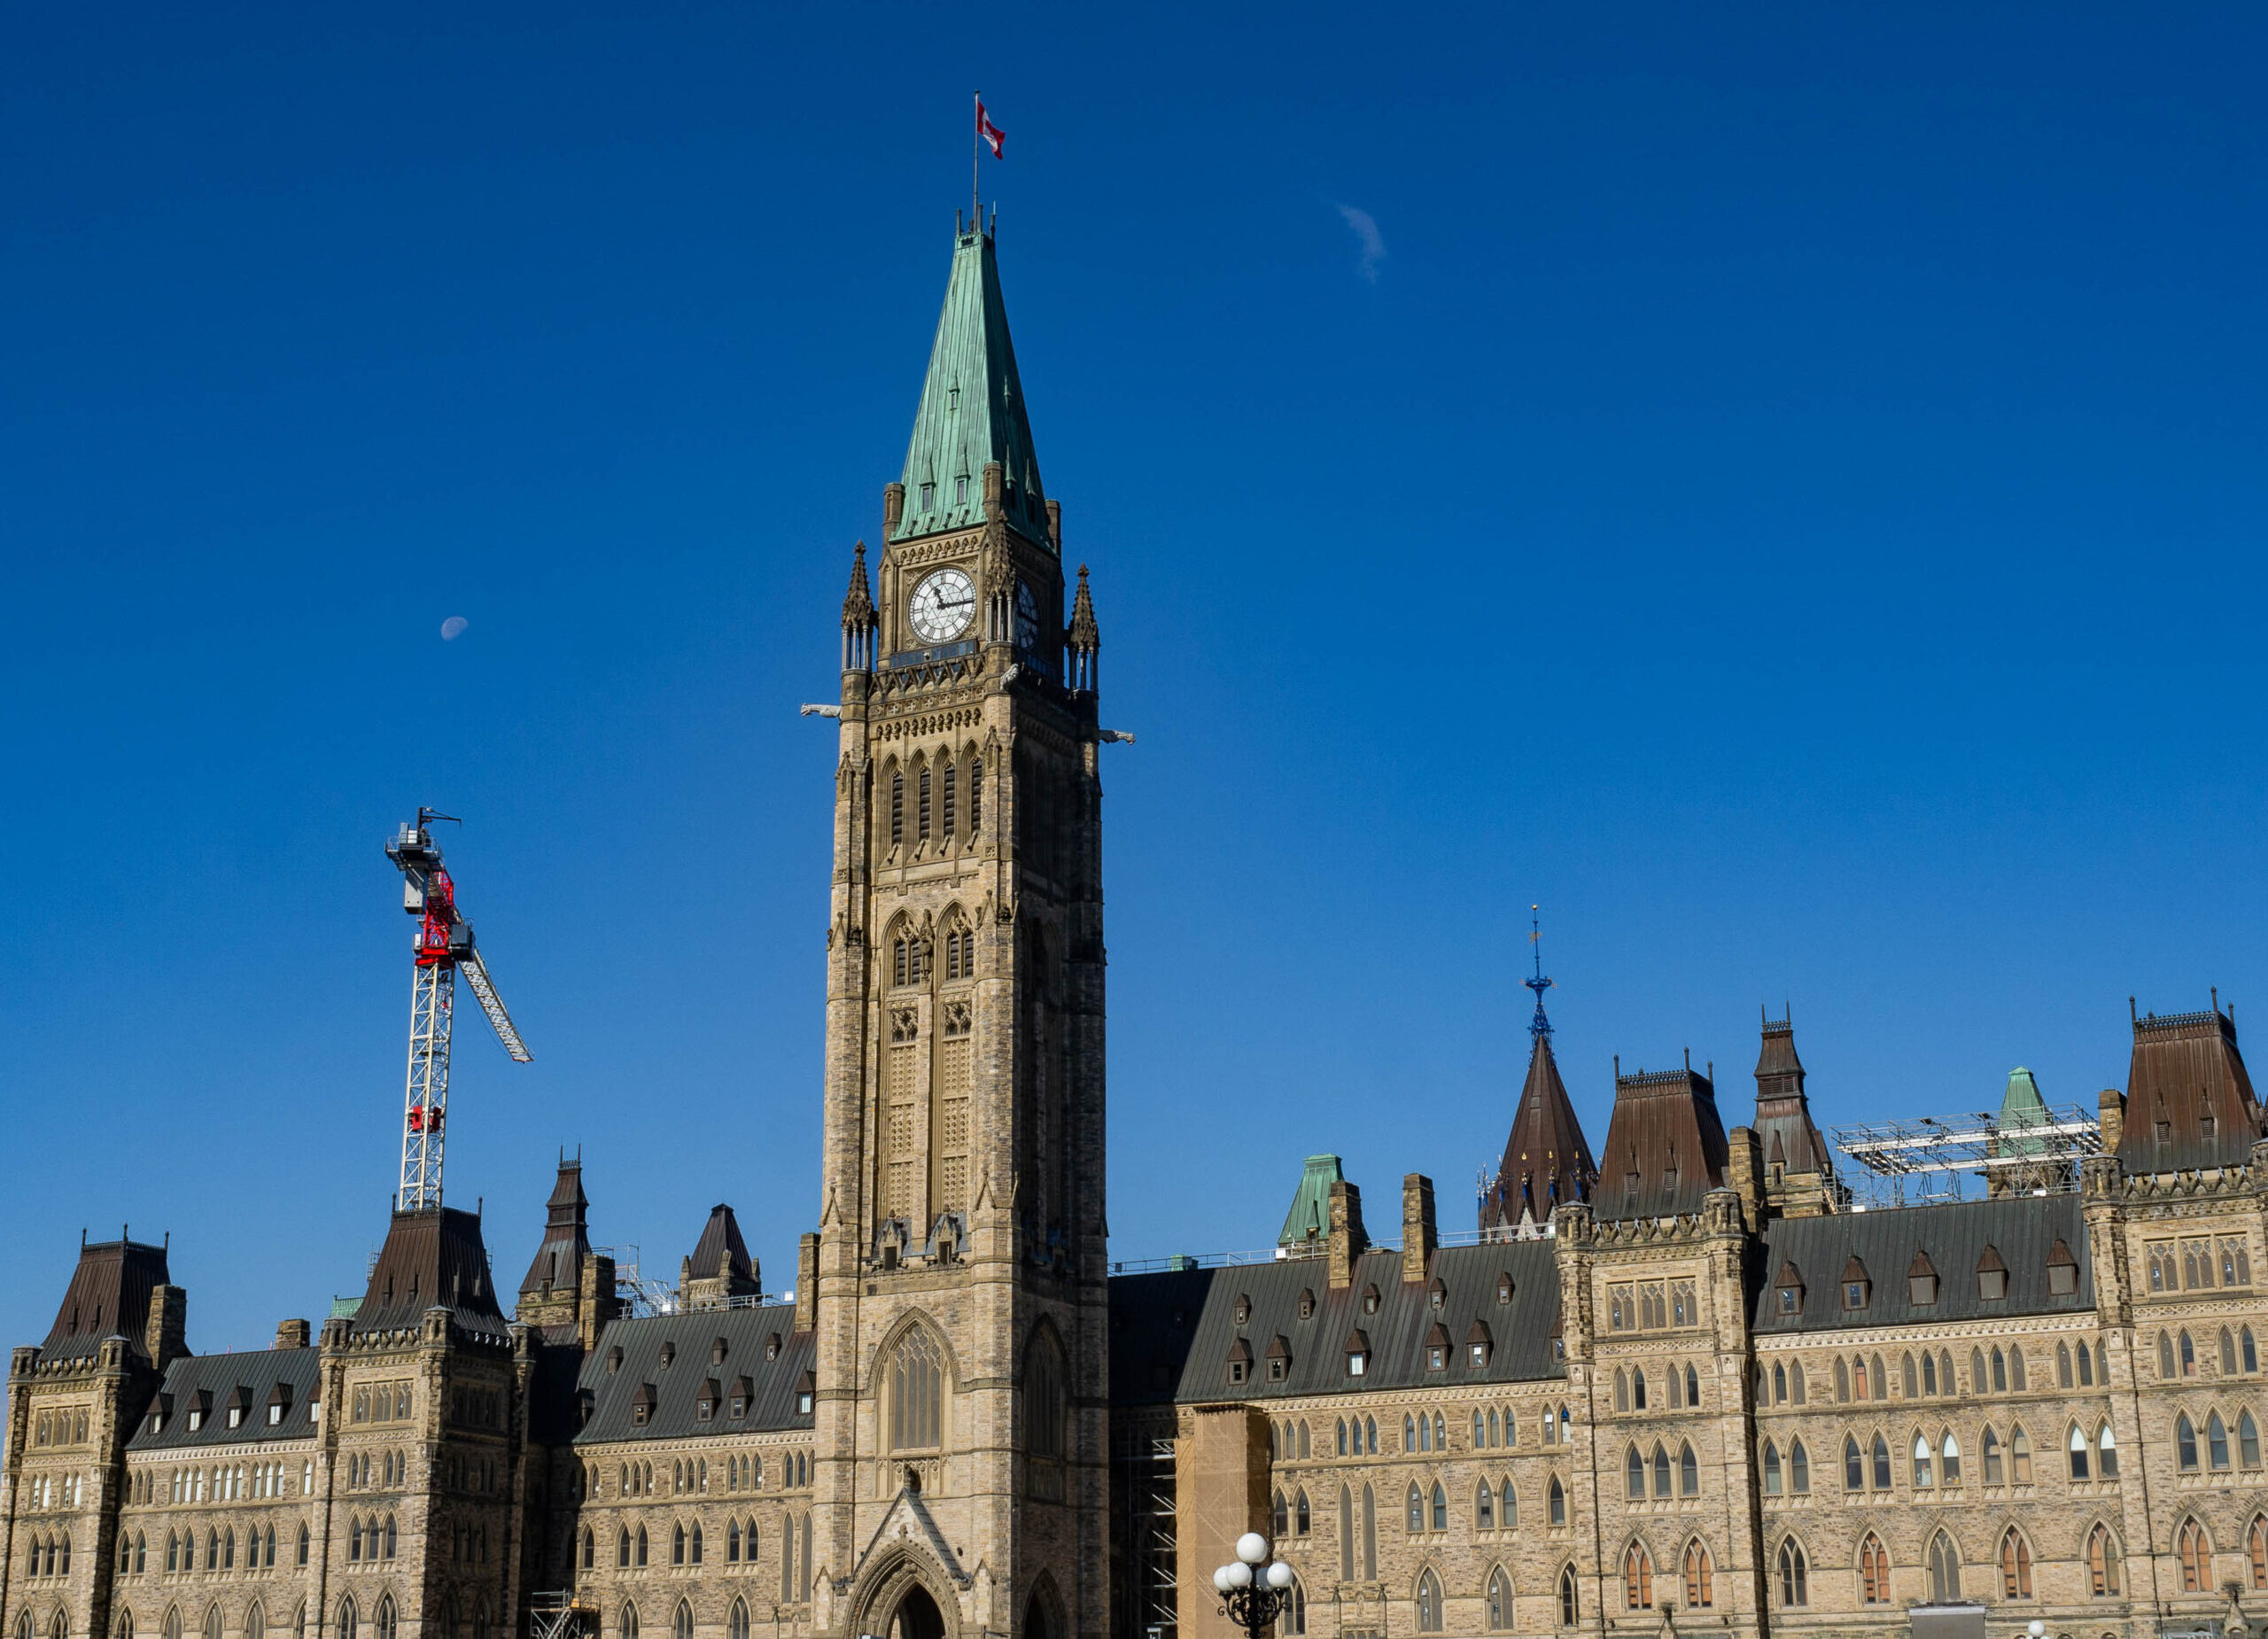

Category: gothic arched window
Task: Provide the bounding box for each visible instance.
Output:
[1860,1534,1890,1604]
[1777,1540,1807,1608]
[1415,1571,1443,1634]
[2179,1519,2210,1592]
[1683,1542,1713,1608]
[1999,1529,2032,1599]
[1623,1544,1653,1610]
[1557,1566,1579,1627]
[889,1327,944,1450]
[2086,1526,2122,1597]
[1927,1532,1961,1603]
[1487,1568,1512,1631]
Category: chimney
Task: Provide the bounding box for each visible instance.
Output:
[1326,1180,1368,1290]
[144,1285,186,1370]
[579,1252,619,1355]
[795,1233,820,1333]
[1723,1126,1764,1231]
[275,1319,311,1350]
[882,482,905,537]
[2099,1087,2125,1154]
[1401,1175,1437,1284]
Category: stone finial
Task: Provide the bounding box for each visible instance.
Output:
[842,542,875,630]
[1069,564,1099,653]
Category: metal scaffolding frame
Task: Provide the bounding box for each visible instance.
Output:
[1829,1103,2101,1208]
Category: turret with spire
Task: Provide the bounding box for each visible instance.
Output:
[1750,1009,1843,1217]
[1480,912,1596,1231]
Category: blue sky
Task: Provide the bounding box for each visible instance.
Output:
[4,4,2266,1357]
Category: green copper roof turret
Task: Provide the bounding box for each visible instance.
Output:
[892,225,1046,545]
[1999,1067,2050,1159]
[1279,1154,1344,1249]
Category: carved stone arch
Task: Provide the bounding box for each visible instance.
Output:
[846,1542,961,1639]
[872,1309,961,1393]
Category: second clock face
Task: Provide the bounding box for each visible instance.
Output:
[909,567,976,643]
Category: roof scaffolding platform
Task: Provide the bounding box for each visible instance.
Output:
[1829,1101,2102,1209]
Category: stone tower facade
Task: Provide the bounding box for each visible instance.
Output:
[810,219,1110,1639]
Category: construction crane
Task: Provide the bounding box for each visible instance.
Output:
[384,808,532,1212]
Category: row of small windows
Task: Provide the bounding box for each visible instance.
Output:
[1623,1442,1702,1499]
[31,1409,89,1446]
[885,758,982,851]
[2145,1234,2253,1293]
[2159,1325,2261,1379]
[1612,1363,1702,1412]
[1775,1240,2073,1314]
[1302,1404,1571,1461]
[2175,1408,2264,1472]
[118,1526,310,1576]
[89,1601,327,1639]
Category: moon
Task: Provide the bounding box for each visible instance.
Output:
[440,617,469,641]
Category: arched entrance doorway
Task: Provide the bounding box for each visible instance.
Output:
[882,1585,945,1639]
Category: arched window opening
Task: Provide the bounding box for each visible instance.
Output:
[2086,1526,2122,1597]
[1778,1540,1808,1608]
[671,1604,692,1639]
[2097,1422,2118,1478]
[1360,1484,1378,1581]
[1625,1447,1644,1502]
[1761,1441,1783,1495]
[1843,1435,1863,1492]
[2069,1423,2090,1480]
[1415,1571,1443,1634]
[2209,1410,2233,1471]
[2008,1424,2032,1482]
[1623,1544,1653,1610]
[2177,1413,2200,1472]
[1558,1566,1579,1628]
[1860,1534,1891,1604]
[1548,1475,1566,1527]
[1789,1439,1810,1495]
[1487,1568,1513,1632]
[1870,1433,1891,1490]
[1942,1430,1961,1484]
[1679,1442,1697,1496]
[1651,1443,1671,1499]
[2248,1517,2267,1592]
[889,1327,944,1450]
[1999,1529,2033,1599]
[1927,1532,1961,1603]
[1431,1482,1448,1532]
[1913,1432,1933,1488]
[1683,1542,1714,1608]
[2179,1519,2211,1592]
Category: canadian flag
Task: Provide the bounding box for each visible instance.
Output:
[976,96,1006,159]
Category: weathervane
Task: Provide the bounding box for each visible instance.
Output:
[1527,904,1556,1040]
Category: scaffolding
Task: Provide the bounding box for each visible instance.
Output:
[594,1245,679,1317]
[527,1592,595,1639]
[1114,1432,1177,1639]
[1829,1103,2102,1209]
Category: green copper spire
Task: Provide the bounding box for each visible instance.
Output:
[892,224,1046,545]
[1998,1066,2051,1158]
[1279,1154,1345,1249]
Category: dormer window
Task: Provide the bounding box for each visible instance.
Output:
[1468,1320,1494,1368]
[1977,1246,2009,1302]
[266,1384,292,1426]
[920,483,936,509]
[631,1384,656,1427]
[1842,1255,1870,1311]
[1775,1261,1805,1317]
[1266,1336,1292,1383]
[658,1341,676,1369]
[1362,1285,1380,1317]
[1496,1274,1514,1306]
[608,1346,624,1374]
[1428,1278,1447,1310]
[1297,1289,1316,1321]
[2047,1239,2079,1297]
[795,1370,815,1417]
[1225,1339,1254,1387]
[1345,1329,1371,1378]
[1908,1250,1938,1307]
[1233,1294,1251,1325]
[730,1377,752,1418]
[954,476,969,504]
[696,1379,719,1422]
[1425,1323,1451,1372]
[766,1334,781,1363]
[712,1338,728,1366]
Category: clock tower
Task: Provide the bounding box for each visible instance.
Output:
[808,218,1110,1639]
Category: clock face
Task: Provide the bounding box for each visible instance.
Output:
[908,567,976,644]
[1016,582,1040,650]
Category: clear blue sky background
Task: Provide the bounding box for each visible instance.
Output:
[5,4,2266,1359]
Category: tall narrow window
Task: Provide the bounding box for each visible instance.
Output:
[1778,1541,1808,1608]
[1683,1542,1713,1608]
[2180,1519,2210,1592]
[1338,1490,1353,1581]
[969,759,982,829]
[889,1327,944,1450]
[918,768,931,841]
[1913,1433,1933,1487]
[2097,1422,2118,1478]
[1762,1441,1783,1495]
[2210,1411,2232,1471]
[2000,1530,2033,1598]
[1487,1569,1512,1631]
[2087,1526,2122,1597]
[942,765,956,838]
[1415,1571,1443,1634]
[1928,1532,1961,1603]
[1789,1439,1810,1494]
[1624,1545,1654,1610]
[2178,1413,2200,1472]
[1361,1485,1377,1581]
[1559,1567,1579,1627]
[2249,1517,2268,1592]
[1860,1534,1891,1604]
[889,773,904,847]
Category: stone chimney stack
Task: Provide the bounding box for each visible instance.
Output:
[1401,1174,1437,1284]
[274,1319,311,1350]
[144,1285,186,1369]
[1327,1181,1368,1289]
[795,1233,820,1333]
[2098,1087,2125,1154]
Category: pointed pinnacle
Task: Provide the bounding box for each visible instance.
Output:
[842,540,875,629]
[1069,563,1099,653]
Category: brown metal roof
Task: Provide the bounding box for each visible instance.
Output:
[517,1156,592,1299]
[1597,1063,1729,1220]
[687,1204,755,1285]
[352,1206,507,1338]
[1480,1034,1596,1230]
[2117,1005,2264,1172]
[43,1236,170,1364]
[1751,1015,1831,1176]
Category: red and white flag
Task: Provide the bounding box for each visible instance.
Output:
[976,96,1006,159]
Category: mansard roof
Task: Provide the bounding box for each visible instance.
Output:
[2117,1004,2264,1173]
[351,1207,507,1340]
[1597,1062,1728,1220]
[890,224,1047,546]
[1480,1034,1595,1230]
[518,1156,592,1299]
[127,1348,320,1452]
[43,1236,170,1365]
[1108,1241,1565,1410]
[572,1305,813,1444]
[1751,1194,2093,1334]
[1752,1015,1830,1176]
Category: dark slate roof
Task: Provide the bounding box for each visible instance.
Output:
[353,1207,508,1338]
[519,1159,592,1299]
[1598,1065,1729,1220]
[126,1348,321,1452]
[1751,1194,2093,1334]
[43,1238,170,1364]
[2117,1006,2264,1173]
[1109,1242,1565,1410]
[687,1206,755,1285]
[1481,1035,1596,1231]
[1752,1017,1831,1175]
[573,1305,813,1444]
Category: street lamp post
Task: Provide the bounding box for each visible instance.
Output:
[1213,1532,1296,1639]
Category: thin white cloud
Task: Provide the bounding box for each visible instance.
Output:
[1336,203,1386,283]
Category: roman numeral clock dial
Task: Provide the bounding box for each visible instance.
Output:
[908,566,975,644]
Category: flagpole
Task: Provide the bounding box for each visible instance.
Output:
[972,90,981,231]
